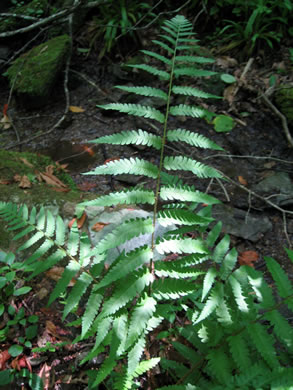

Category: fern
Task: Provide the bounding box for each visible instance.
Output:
[0,14,293,390]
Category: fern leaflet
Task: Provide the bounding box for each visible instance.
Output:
[97,103,165,123]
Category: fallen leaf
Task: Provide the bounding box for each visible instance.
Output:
[51,187,71,193]
[238,176,248,186]
[238,250,259,267]
[216,56,238,68]
[38,363,51,390]
[46,267,64,282]
[77,181,96,191]
[68,212,87,229]
[91,221,110,232]
[263,161,276,169]
[19,157,34,168]
[55,162,69,172]
[0,179,12,185]
[39,172,68,188]
[81,145,95,156]
[46,267,75,286]
[223,84,238,104]
[0,350,11,369]
[0,113,11,129]
[15,175,32,188]
[11,355,32,372]
[69,105,85,113]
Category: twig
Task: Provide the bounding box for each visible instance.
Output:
[0,0,103,38]
[261,92,293,148]
[204,153,293,164]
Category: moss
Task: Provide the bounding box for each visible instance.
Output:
[6,34,70,107]
[0,149,76,189]
[275,85,293,124]
[0,0,48,33]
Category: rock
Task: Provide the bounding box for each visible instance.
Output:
[212,204,272,242]
[253,171,293,207]
[275,84,293,124]
[6,34,70,108]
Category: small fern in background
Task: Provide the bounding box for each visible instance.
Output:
[0,15,293,389]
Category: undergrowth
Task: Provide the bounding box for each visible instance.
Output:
[0,15,293,389]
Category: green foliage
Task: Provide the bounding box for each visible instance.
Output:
[212,0,293,56]
[0,249,38,351]
[85,0,155,60]
[0,14,293,389]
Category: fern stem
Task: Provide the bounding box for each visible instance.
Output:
[149,25,181,286]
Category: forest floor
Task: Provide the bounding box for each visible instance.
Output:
[0,41,293,388]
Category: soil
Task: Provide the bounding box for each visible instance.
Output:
[0,45,293,388]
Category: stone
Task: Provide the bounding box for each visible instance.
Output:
[253,171,293,207]
[6,34,70,108]
[212,204,272,242]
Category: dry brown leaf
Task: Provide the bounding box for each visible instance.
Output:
[223,84,238,104]
[19,175,32,188]
[238,176,248,186]
[19,157,34,168]
[91,221,110,232]
[263,161,276,169]
[0,179,12,185]
[46,267,75,286]
[68,212,87,229]
[39,172,68,188]
[238,250,259,268]
[216,56,238,68]
[38,363,51,390]
[0,114,11,129]
[69,105,85,113]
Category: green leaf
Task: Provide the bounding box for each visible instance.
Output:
[127,64,170,80]
[81,289,103,338]
[174,67,217,77]
[160,184,220,205]
[221,73,236,83]
[95,217,153,254]
[164,156,222,178]
[172,85,220,99]
[9,344,23,357]
[126,294,157,348]
[156,236,208,255]
[84,158,159,179]
[14,286,32,296]
[167,128,223,150]
[170,104,214,120]
[48,260,81,305]
[213,115,235,132]
[89,129,162,150]
[116,85,168,100]
[81,188,155,208]
[157,209,213,227]
[97,103,165,123]
[202,267,217,301]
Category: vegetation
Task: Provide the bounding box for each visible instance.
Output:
[0,14,293,389]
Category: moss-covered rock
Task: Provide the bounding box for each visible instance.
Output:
[6,34,70,108]
[275,84,293,125]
